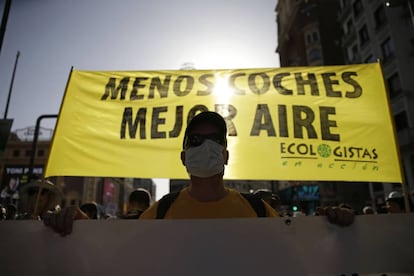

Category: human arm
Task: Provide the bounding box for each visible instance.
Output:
[316,206,355,227]
[43,206,89,236]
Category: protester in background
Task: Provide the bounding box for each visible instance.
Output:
[44,111,355,235]
[80,202,100,219]
[5,204,17,220]
[362,206,375,215]
[338,203,356,214]
[254,189,281,213]
[386,191,412,213]
[0,176,20,206]
[120,188,152,219]
[0,204,6,220]
[17,179,62,220]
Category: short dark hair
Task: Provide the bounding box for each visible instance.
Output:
[80,202,98,219]
[129,188,151,207]
[183,111,227,148]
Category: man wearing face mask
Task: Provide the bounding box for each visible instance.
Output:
[139,111,279,219]
[43,111,354,235]
[139,111,354,225]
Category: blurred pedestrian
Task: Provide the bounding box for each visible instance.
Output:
[80,202,100,219]
[121,188,152,219]
[5,204,17,220]
[254,189,281,212]
[0,176,20,206]
[362,206,375,215]
[386,191,412,213]
[0,204,6,220]
[17,179,62,220]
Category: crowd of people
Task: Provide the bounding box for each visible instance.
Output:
[1,184,410,221]
[0,179,62,220]
[1,179,410,222]
[0,180,153,221]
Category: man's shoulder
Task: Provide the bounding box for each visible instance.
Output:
[231,190,279,217]
[140,190,184,219]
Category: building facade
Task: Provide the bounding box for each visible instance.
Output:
[275,0,414,212]
[337,0,414,202]
[276,0,345,67]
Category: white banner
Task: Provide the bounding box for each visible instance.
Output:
[0,215,413,275]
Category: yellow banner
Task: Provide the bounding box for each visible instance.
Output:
[46,63,402,182]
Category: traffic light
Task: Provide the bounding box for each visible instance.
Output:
[292,205,298,212]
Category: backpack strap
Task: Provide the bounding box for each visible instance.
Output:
[156,192,180,219]
[155,191,267,219]
[241,193,266,217]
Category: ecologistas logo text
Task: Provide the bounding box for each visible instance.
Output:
[279,142,379,171]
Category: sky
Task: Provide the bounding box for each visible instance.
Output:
[0,0,280,133]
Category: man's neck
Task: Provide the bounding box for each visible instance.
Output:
[187,173,228,202]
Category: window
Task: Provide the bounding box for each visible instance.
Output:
[394,111,409,132]
[305,31,319,45]
[12,150,20,157]
[308,48,321,62]
[387,73,402,97]
[350,44,358,62]
[374,5,387,29]
[346,19,353,35]
[353,0,363,17]
[381,37,394,60]
[306,34,312,44]
[25,150,32,157]
[359,25,370,46]
[365,55,375,63]
[312,32,319,42]
[339,0,346,9]
[37,149,45,157]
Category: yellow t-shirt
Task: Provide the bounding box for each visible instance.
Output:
[140,188,279,219]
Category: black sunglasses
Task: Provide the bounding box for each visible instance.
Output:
[186,133,225,147]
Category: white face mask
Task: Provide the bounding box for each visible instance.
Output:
[185,139,225,178]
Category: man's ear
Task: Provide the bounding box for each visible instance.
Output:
[180,151,186,166]
[224,149,229,165]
